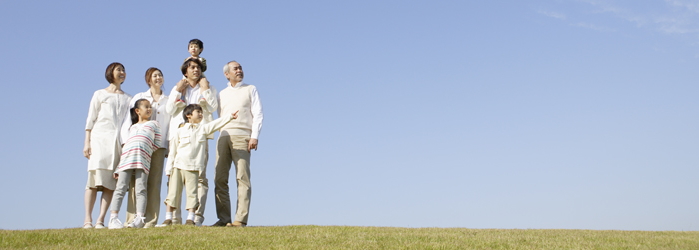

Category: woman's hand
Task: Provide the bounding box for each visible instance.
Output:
[83,144,91,159]
[84,130,92,159]
[232,110,239,119]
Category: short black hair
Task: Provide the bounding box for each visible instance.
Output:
[189,39,203,49]
[183,104,203,123]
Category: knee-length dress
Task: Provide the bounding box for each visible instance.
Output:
[117,121,162,174]
[85,89,131,190]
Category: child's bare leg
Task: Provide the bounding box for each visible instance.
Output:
[84,188,97,224]
[97,189,114,224]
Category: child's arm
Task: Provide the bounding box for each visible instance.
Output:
[202,111,238,136]
[152,121,163,150]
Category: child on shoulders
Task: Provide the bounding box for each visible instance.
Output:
[184,38,207,78]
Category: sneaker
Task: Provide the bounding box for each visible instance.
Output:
[108,217,124,229]
[185,220,195,226]
[127,217,145,228]
[209,221,228,227]
[82,222,93,229]
[194,215,204,227]
[155,219,172,227]
[95,222,106,229]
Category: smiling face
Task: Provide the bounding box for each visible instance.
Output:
[225,62,244,83]
[148,70,163,89]
[185,62,201,81]
[112,65,126,84]
[135,99,152,120]
[187,109,203,123]
[189,43,202,57]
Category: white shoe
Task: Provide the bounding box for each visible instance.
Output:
[127,217,145,228]
[95,222,106,229]
[194,215,204,227]
[108,217,124,229]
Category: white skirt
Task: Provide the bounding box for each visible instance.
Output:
[85,169,117,190]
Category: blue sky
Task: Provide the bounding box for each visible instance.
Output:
[2,0,699,230]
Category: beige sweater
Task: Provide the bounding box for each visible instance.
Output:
[217,82,263,138]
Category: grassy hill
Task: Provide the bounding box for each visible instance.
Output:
[2,225,698,249]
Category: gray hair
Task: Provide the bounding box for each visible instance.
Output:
[223,60,238,74]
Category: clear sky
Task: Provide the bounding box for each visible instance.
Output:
[1,0,698,231]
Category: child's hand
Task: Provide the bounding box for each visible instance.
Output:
[113,173,119,179]
[232,110,239,119]
[176,79,187,93]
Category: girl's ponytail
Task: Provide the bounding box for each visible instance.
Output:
[130,107,139,126]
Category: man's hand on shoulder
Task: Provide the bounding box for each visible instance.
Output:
[176,79,187,93]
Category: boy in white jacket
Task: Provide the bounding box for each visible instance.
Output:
[159,104,237,226]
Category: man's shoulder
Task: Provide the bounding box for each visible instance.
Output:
[239,83,257,91]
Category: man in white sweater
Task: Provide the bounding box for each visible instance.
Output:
[211,61,263,227]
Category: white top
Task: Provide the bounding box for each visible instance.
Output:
[120,90,171,149]
[165,84,218,140]
[85,89,132,171]
[165,113,236,175]
[217,81,263,139]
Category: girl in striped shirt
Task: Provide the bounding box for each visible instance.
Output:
[108,99,162,229]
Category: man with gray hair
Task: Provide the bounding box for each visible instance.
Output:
[211,61,263,227]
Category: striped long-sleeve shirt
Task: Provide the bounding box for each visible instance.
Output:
[117,121,162,174]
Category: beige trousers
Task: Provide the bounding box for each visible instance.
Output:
[125,148,165,227]
[214,135,251,224]
[171,144,209,224]
[165,168,199,211]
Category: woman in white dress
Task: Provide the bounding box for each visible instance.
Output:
[120,67,171,228]
[83,62,132,229]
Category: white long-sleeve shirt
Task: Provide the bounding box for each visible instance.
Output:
[217,81,263,139]
[120,90,170,148]
[165,84,218,140]
[165,113,236,175]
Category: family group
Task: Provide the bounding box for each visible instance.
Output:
[82,39,263,229]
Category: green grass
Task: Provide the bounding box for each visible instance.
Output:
[2,225,698,249]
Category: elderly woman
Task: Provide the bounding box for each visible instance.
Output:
[83,62,132,229]
[119,67,171,228]
[161,58,217,226]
